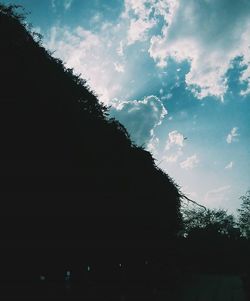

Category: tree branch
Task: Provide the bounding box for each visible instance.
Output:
[181,195,207,210]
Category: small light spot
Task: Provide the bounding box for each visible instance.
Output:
[66,270,71,277]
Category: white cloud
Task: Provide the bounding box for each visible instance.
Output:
[203,185,231,208]
[127,17,156,45]
[123,0,155,45]
[162,130,185,164]
[64,0,73,10]
[124,0,179,45]
[181,186,198,200]
[226,127,239,144]
[165,130,185,150]
[51,0,74,11]
[110,95,167,145]
[45,25,127,104]
[114,62,125,73]
[225,161,234,169]
[123,0,154,22]
[117,41,124,56]
[147,135,160,155]
[180,154,199,170]
[165,150,183,163]
[148,0,250,99]
[46,0,250,105]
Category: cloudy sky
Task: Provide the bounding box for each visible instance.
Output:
[4,0,250,212]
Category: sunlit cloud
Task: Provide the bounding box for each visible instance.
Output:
[203,185,231,208]
[46,0,250,104]
[45,25,127,104]
[180,154,199,170]
[110,95,167,146]
[165,150,183,163]
[165,130,185,150]
[162,130,186,164]
[114,62,125,73]
[147,135,160,155]
[127,17,156,45]
[225,161,234,169]
[148,0,250,99]
[226,127,239,144]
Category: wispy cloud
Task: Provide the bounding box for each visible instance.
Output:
[51,0,56,10]
[147,136,160,155]
[165,130,185,150]
[203,185,231,208]
[110,95,167,146]
[165,150,183,163]
[225,161,234,169]
[123,0,157,45]
[148,0,250,99]
[64,0,73,11]
[47,0,250,103]
[162,130,186,164]
[46,25,127,104]
[114,62,125,73]
[123,0,178,47]
[180,154,199,170]
[226,127,239,144]
[51,0,74,11]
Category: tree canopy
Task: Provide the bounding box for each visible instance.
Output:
[182,206,238,240]
[238,190,250,239]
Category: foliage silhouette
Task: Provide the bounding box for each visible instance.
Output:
[182,207,238,240]
[179,203,250,281]
[0,4,182,289]
[238,190,250,239]
[1,4,250,298]
[0,2,181,218]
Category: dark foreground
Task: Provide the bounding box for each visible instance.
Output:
[0,237,250,300]
[0,274,247,300]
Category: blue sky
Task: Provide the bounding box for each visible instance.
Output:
[3,0,250,212]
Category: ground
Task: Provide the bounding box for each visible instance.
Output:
[0,274,247,300]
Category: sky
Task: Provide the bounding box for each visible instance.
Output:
[3,0,250,212]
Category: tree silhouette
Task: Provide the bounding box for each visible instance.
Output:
[0,2,182,272]
[182,206,237,239]
[238,190,250,239]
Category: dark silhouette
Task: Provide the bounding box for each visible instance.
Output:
[179,203,250,300]
[2,4,249,299]
[238,190,250,239]
[182,207,237,239]
[0,3,182,297]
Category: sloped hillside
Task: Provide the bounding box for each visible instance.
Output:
[0,4,181,242]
